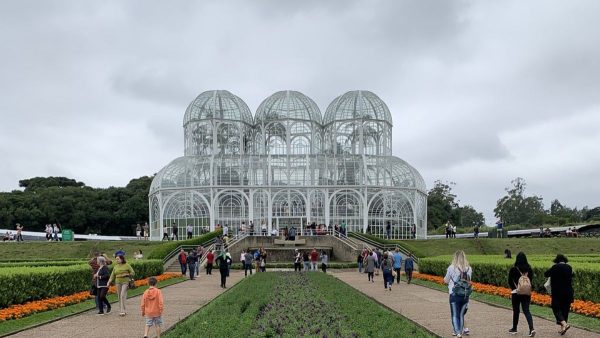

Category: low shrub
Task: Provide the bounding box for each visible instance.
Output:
[0,260,163,308]
[147,230,222,260]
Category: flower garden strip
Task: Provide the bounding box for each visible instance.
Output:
[0,272,181,321]
[419,254,600,303]
[0,259,163,308]
[412,272,600,319]
[164,272,434,338]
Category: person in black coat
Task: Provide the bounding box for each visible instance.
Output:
[216,251,232,288]
[507,252,535,336]
[544,254,574,335]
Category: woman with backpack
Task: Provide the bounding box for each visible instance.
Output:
[508,252,536,337]
[443,250,472,338]
[544,254,574,335]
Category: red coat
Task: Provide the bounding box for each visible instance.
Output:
[310,251,318,262]
[206,252,214,264]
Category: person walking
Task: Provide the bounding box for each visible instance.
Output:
[381,252,394,291]
[143,222,149,241]
[187,249,198,280]
[216,251,232,288]
[411,223,416,239]
[52,224,60,241]
[365,251,375,282]
[15,223,24,242]
[357,252,364,273]
[94,256,111,315]
[404,253,414,284]
[186,224,193,239]
[205,250,214,275]
[171,222,179,240]
[244,250,254,276]
[444,250,472,338]
[177,249,187,276]
[544,254,574,335]
[294,249,302,272]
[310,248,318,271]
[392,248,403,284]
[108,254,135,316]
[385,221,391,239]
[89,251,112,313]
[303,251,310,271]
[136,224,142,240]
[508,252,536,337]
[320,251,329,273]
[141,277,164,338]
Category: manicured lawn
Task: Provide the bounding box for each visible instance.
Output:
[356,234,600,258]
[0,276,187,336]
[164,272,434,337]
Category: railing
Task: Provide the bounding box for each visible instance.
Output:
[162,237,217,266]
[349,232,419,265]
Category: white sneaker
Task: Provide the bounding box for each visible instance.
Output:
[464,328,470,335]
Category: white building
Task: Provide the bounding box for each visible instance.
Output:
[149,90,427,239]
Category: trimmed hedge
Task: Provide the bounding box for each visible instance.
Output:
[0,259,163,308]
[0,261,86,268]
[419,255,600,303]
[147,230,222,259]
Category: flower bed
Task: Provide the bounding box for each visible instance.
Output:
[0,272,180,321]
[412,272,600,319]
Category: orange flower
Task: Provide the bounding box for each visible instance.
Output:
[0,273,180,321]
[412,272,600,319]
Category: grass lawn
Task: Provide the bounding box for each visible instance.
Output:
[356,234,600,258]
[0,240,166,261]
[405,276,600,334]
[0,276,187,336]
[164,272,434,338]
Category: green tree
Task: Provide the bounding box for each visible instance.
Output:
[19,177,85,191]
[459,205,485,228]
[494,177,545,225]
[427,181,459,229]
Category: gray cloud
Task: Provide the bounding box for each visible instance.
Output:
[1,0,599,224]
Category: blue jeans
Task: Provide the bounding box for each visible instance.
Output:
[450,294,469,335]
[358,261,363,273]
[180,263,187,275]
[383,269,393,289]
[188,263,196,279]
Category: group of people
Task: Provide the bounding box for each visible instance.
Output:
[45,223,61,241]
[358,248,415,289]
[135,223,150,240]
[293,248,329,272]
[443,250,574,338]
[88,250,164,338]
[445,221,457,238]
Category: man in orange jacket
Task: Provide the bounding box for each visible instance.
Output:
[141,277,164,338]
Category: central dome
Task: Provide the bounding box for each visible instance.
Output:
[323,90,392,126]
[255,90,322,125]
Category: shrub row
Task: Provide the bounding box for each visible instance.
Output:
[0,261,86,268]
[0,259,163,308]
[419,255,600,303]
[147,230,222,259]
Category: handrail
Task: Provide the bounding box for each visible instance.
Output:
[162,238,216,265]
[349,232,420,265]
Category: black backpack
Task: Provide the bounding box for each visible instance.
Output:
[452,268,472,298]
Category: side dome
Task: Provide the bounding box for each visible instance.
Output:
[150,156,212,194]
[323,90,392,126]
[389,157,427,192]
[255,90,322,125]
[183,90,253,126]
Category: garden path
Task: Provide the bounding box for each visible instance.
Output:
[333,271,599,338]
[8,271,245,338]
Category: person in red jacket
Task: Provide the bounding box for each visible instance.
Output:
[141,277,164,338]
[310,248,318,271]
[205,250,214,275]
[177,249,187,275]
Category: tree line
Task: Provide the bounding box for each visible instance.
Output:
[0,176,152,236]
[427,177,600,230]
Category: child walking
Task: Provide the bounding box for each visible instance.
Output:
[141,277,164,338]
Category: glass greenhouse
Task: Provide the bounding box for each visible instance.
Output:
[149,90,427,239]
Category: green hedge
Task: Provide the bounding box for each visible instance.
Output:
[0,260,163,308]
[0,261,86,268]
[147,230,222,259]
[228,262,358,269]
[419,255,600,303]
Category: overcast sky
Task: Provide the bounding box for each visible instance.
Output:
[1,1,599,224]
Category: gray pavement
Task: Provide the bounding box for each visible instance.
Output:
[332,271,600,338]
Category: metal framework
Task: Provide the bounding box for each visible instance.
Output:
[149,90,427,240]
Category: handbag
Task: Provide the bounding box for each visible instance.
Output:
[544,277,551,295]
[89,284,97,296]
[128,277,137,289]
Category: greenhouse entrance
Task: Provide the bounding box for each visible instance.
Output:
[273,217,306,235]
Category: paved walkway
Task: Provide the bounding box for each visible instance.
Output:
[333,271,600,338]
[8,271,245,338]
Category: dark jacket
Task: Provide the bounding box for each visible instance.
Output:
[216,255,232,271]
[508,265,534,291]
[96,265,110,288]
[187,252,198,265]
[404,257,414,270]
[544,263,574,303]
